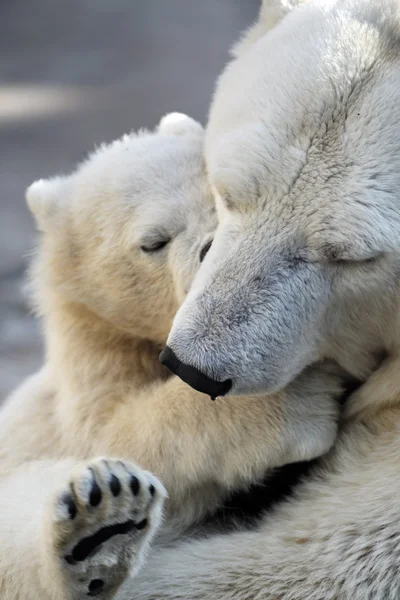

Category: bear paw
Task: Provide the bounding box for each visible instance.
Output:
[50,458,166,598]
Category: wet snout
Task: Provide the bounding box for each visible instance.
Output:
[160,345,232,399]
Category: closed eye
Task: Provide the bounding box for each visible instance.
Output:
[140,239,170,253]
[319,243,384,265]
[330,255,384,270]
[333,253,383,265]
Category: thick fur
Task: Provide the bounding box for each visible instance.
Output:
[145,0,400,598]
[129,369,400,600]
[0,114,343,599]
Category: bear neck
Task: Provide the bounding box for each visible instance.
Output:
[42,289,169,398]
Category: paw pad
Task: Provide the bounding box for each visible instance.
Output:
[88,470,102,507]
[130,474,140,496]
[109,474,121,497]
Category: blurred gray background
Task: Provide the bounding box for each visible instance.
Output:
[0,0,258,401]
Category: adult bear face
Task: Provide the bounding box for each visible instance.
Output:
[163,0,400,396]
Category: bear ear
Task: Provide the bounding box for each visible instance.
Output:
[260,0,309,28]
[26,176,70,232]
[158,113,204,137]
[232,0,309,56]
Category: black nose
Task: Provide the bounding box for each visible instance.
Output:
[159,345,232,399]
[199,240,213,263]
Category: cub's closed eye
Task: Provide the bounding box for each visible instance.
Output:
[141,239,170,253]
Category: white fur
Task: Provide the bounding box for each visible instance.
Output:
[0,113,343,599]
[147,0,400,598]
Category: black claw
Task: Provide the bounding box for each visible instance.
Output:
[130,475,140,496]
[88,579,105,597]
[136,518,147,530]
[89,470,102,507]
[109,474,121,497]
[62,492,77,520]
[149,484,155,497]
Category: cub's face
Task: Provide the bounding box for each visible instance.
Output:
[27,114,216,343]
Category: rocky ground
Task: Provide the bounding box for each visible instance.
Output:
[0,0,258,401]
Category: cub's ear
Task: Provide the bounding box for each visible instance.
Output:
[26,176,70,232]
[158,112,204,137]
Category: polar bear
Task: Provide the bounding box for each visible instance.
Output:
[0,113,343,599]
[127,1,400,599]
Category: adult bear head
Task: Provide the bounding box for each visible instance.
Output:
[162,0,400,397]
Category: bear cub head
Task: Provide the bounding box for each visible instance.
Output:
[27,113,216,346]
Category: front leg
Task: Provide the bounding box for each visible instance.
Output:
[102,362,343,527]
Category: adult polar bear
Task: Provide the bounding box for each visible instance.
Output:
[131,0,400,599]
